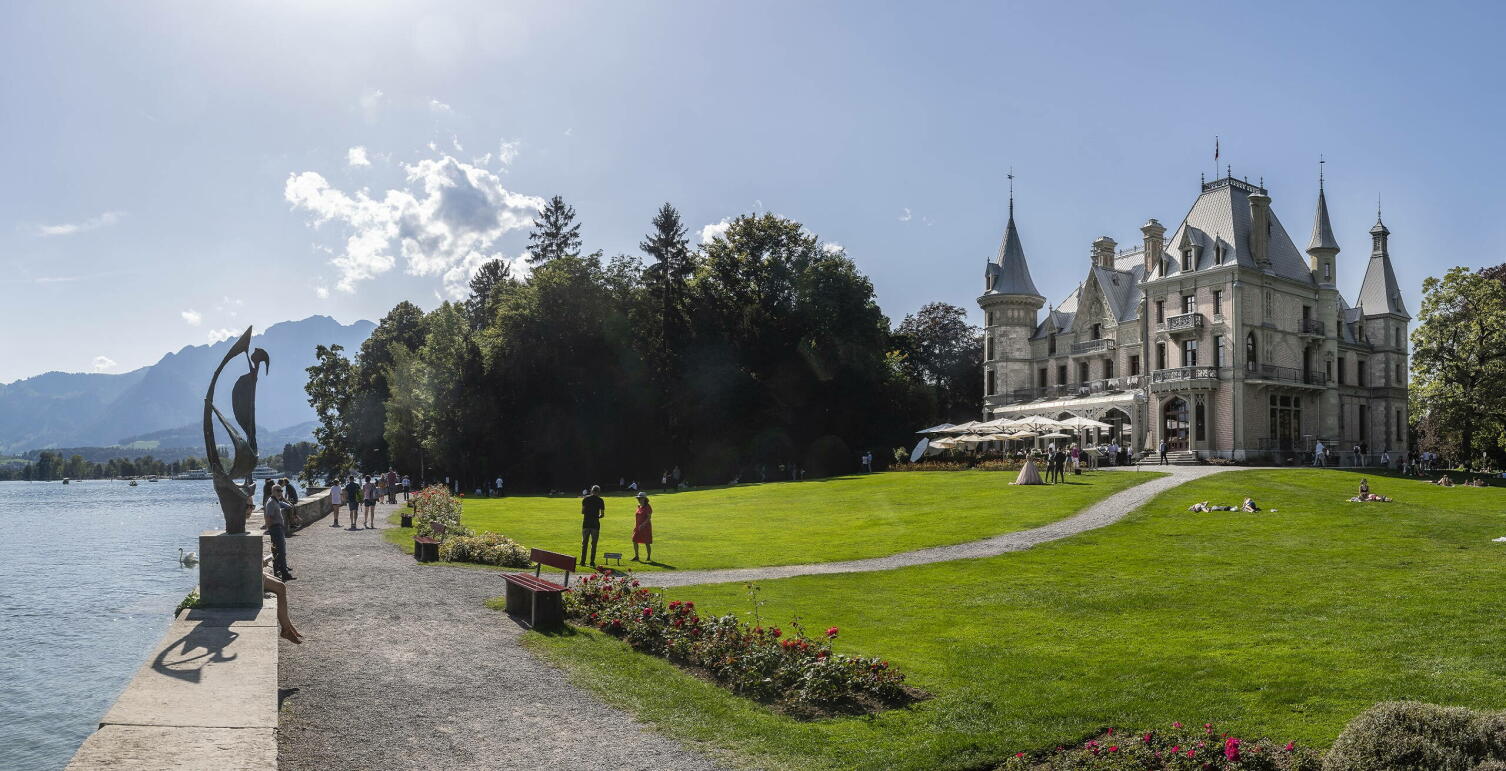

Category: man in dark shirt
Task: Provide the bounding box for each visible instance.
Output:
[580,485,605,567]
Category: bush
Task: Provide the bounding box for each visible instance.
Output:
[411,484,469,540]
[1323,701,1506,771]
[563,574,914,716]
[998,723,1321,770]
[440,531,530,567]
[892,460,972,472]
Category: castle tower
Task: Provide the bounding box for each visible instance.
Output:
[980,189,1045,418]
[1306,176,1342,443]
[1357,208,1411,451]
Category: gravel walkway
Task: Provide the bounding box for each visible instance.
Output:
[276,500,721,771]
[646,464,1233,588]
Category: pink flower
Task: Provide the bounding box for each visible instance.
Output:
[1014,752,1024,758]
[1173,722,1183,729]
[1185,749,1195,758]
[1284,742,1296,752]
[1224,737,1241,762]
[825,626,840,638]
[1108,745,1118,752]
[1107,728,1114,737]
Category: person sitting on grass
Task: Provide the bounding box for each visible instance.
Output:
[1241,497,1261,512]
[1348,481,1393,502]
[1434,476,1456,487]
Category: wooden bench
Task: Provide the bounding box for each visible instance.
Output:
[502,548,576,630]
[414,521,445,563]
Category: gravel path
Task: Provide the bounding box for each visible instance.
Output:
[646,465,1233,588]
[276,500,721,771]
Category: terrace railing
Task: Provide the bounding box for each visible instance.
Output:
[1071,338,1115,355]
[1151,366,1223,384]
[1166,312,1204,333]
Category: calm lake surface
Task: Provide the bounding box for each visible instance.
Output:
[0,479,221,770]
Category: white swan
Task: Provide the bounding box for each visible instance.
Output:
[179,548,199,566]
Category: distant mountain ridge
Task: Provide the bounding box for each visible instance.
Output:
[0,315,374,453]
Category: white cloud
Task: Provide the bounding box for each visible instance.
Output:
[921,215,935,227]
[898,208,912,222]
[430,99,452,113]
[347,146,371,167]
[180,309,202,326]
[315,286,330,299]
[360,88,385,121]
[563,127,573,137]
[36,211,124,237]
[91,355,117,372]
[285,146,546,295]
[699,218,733,244]
[822,242,844,254]
[207,328,238,343]
[498,138,521,166]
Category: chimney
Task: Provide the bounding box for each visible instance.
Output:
[1248,189,1272,265]
[1140,219,1165,278]
[1091,236,1117,269]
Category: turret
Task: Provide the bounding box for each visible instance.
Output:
[1358,210,1409,319]
[1306,182,1340,288]
[1140,219,1165,278]
[979,188,1045,417]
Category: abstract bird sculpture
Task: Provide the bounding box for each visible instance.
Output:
[202,326,268,534]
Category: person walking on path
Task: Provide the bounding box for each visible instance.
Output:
[494,475,504,497]
[329,479,343,527]
[401,474,411,501]
[1159,439,1168,465]
[580,485,605,567]
[385,469,399,504]
[361,475,378,530]
[631,491,653,563]
[265,481,294,581]
[342,477,361,528]
[1314,440,1326,467]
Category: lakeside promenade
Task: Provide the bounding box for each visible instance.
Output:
[277,499,717,770]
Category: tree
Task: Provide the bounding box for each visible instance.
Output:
[304,344,355,480]
[349,302,427,468]
[466,258,513,329]
[639,203,696,460]
[894,302,983,422]
[525,195,583,264]
[1409,265,1506,469]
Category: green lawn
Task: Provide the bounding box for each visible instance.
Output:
[387,471,1158,571]
[524,469,1506,770]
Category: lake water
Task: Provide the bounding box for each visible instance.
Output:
[0,480,222,770]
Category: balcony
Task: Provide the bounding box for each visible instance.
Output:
[1246,364,1330,388]
[1299,318,1325,337]
[1166,312,1204,336]
[1071,338,1115,355]
[1149,366,1223,392]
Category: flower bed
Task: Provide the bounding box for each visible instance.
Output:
[997,723,1321,770]
[892,460,974,472]
[411,484,469,539]
[563,574,922,718]
[439,531,530,567]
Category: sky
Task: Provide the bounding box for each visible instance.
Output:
[4,0,1504,384]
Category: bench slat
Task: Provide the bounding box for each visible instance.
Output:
[503,573,564,592]
[530,548,576,574]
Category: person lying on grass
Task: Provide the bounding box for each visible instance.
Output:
[1186,497,1269,513]
[1434,476,1456,487]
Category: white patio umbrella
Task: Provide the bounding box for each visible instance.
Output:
[1011,415,1068,431]
[944,420,985,434]
[916,422,956,435]
[1058,416,1113,429]
[928,436,958,449]
[1005,431,1037,440]
[1038,432,1073,440]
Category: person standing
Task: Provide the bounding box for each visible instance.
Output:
[402,474,412,501]
[1158,439,1168,465]
[342,476,361,528]
[631,491,653,563]
[329,477,343,527]
[1069,444,1081,475]
[494,475,504,497]
[361,474,377,529]
[580,485,605,567]
[1313,440,1326,467]
[385,469,399,504]
[265,481,294,581]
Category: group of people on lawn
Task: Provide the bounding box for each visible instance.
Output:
[1011,444,1085,485]
[579,484,655,567]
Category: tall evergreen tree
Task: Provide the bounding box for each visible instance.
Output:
[525,195,583,264]
[304,344,355,479]
[465,258,513,329]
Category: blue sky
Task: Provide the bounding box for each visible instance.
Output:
[4,0,1503,383]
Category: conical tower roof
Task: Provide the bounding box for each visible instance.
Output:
[1307,188,1340,253]
[987,203,1041,298]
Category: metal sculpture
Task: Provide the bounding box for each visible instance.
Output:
[202,326,269,534]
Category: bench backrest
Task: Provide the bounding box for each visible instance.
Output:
[532,548,576,575]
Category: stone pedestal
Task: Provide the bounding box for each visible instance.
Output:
[198,530,265,608]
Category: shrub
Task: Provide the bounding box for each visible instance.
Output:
[1323,701,1506,771]
[892,460,972,472]
[973,458,1027,471]
[999,723,1321,770]
[411,484,469,540]
[563,574,914,716]
[440,531,530,567]
[175,589,200,616]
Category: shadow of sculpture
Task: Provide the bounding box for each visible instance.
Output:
[152,622,241,684]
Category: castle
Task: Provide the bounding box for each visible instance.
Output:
[978,172,1409,461]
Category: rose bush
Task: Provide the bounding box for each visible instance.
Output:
[439,531,530,567]
[411,484,469,540]
[564,574,912,715]
[996,723,1321,770]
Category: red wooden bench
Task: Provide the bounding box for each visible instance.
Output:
[414,521,446,563]
[502,548,576,630]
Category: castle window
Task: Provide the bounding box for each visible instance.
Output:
[1394,327,1402,348]
[1359,404,1368,440]
[1129,355,1140,376]
[987,369,996,395]
[1038,368,1047,388]
[1213,335,1225,367]
[1396,363,1404,383]
[1092,323,1102,340]
[986,335,995,361]
[1245,333,1258,370]
[1104,358,1115,379]
[1181,249,1193,272]
[1324,262,1331,281]
[1155,300,1165,323]
[1057,364,1068,385]
[1048,334,1057,355]
[1182,295,1196,314]
[1213,289,1223,315]
[1357,360,1367,387]
[1338,357,1346,385]
[1078,361,1089,383]
[1156,342,1167,370]
[1396,409,1403,441]
[1182,339,1198,367]
[1195,402,1206,442]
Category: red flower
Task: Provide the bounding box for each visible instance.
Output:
[1224,737,1241,762]
[1173,722,1183,729]
[1108,745,1118,752]
[1185,749,1195,758]
[1107,728,1114,737]
[771,627,782,638]
[1014,752,1024,758]
[825,626,839,638]
[1143,733,1153,744]
[1284,742,1295,752]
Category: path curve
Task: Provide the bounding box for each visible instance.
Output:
[277,500,720,770]
[646,465,1233,588]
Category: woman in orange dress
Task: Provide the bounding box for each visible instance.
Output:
[631,491,653,563]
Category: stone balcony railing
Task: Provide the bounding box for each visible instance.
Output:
[1299,318,1325,336]
[1166,312,1204,334]
[1150,366,1223,384]
[1246,364,1329,386]
[1070,338,1115,355]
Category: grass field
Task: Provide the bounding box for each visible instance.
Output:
[386,470,1158,571]
[523,469,1506,770]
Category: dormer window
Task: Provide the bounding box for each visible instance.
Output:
[1213,242,1225,265]
[1181,249,1193,272]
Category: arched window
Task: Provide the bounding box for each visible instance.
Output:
[1245,333,1258,371]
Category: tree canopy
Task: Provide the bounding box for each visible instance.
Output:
[1409,264,1506,467]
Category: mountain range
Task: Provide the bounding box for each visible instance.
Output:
[0,316,375,454]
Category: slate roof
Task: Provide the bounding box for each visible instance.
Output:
[1357,217,1409,318]
[984,211,1043,298]
[1308,188,1340,252]
[1154,179,1313,284]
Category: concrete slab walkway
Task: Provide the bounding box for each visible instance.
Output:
[646,465,1234,588]
[276,500,720,771]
